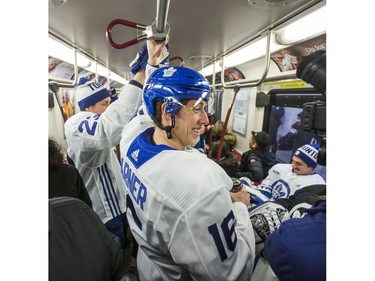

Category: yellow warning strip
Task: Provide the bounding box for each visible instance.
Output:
[264,79,307,88]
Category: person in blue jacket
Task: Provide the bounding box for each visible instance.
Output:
[264,199,326,281]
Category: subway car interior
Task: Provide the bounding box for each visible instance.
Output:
[3,0,373,280]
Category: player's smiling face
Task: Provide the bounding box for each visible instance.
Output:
[174,99,209,147]
[291,156,313,175]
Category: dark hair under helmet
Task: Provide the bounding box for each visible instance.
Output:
[143,66,211,116]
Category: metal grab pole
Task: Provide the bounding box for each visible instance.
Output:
[151,0,171,43]
[216,86,240,163]
[156,0,170,33]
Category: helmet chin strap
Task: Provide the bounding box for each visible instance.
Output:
[164,116,175,139]
[151,115,176,139]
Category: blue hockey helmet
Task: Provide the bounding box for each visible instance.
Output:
[143,66,211,116]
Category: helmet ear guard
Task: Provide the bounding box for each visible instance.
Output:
[163,97,180,139]
[149,98,180,140]
[164,97,185,116]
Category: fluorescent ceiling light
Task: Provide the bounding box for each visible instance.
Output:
[275,6,326,43]
[201,5,326,77]
[48,36,128,84]
[224,38,277,67]
[110,72,128,85]
[201,62,221,77]
[48,37,91,68]
[96,64,109,77]
[201,38,279,76]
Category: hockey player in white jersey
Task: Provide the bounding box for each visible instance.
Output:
[119,41,256,280]
[64,60,147,247]
[254,143,325,201]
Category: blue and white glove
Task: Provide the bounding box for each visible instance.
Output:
[129,43,170,75]
[239,177,269,208]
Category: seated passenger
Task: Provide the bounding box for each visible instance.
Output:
[255,143,325,200]
[49,197,137,281]
[48,138,92,208]
[236,131,277,182]
[211,120,224,142]
[211,140,239,177]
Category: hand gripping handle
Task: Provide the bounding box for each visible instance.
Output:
[106,18,171,49]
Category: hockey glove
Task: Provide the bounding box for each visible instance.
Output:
[249,201,290,244]
[129,43,170,75]
[239,177,268,208]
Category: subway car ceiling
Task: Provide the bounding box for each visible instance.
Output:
[48,0,326,86]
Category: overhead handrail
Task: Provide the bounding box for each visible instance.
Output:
[214,31,271,163]
[220,31,272,89]
[106,0,170,49]
[49,30,126,89]
[48,49,79,88]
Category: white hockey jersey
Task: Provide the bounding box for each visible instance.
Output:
[256,163,326,200]
[64,82,142,223]
[119,114,256,281]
